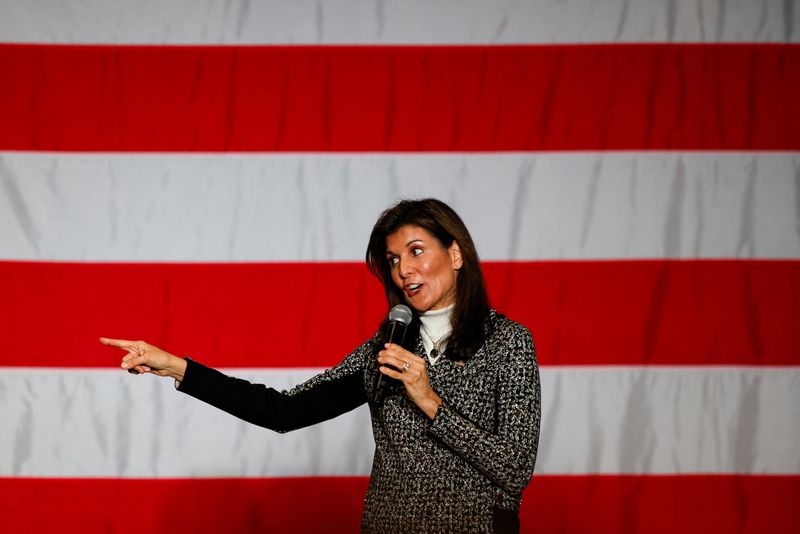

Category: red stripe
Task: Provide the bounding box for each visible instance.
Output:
[0,260,797,367]
[1,43,798,151]
[0,475,797,533]
[525,475,800,533]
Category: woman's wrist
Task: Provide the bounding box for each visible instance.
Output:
[168,355,188,382]
[418,391,442,420]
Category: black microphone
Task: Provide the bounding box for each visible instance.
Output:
[371,304,413,403]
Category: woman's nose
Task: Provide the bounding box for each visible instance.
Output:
[398,257,414,278]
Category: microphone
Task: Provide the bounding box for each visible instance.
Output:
[371,304,413,403]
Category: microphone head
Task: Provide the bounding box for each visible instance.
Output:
[388,304,413,326]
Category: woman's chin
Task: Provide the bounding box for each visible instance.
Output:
[403,297,428,313]
[406,303,425,313]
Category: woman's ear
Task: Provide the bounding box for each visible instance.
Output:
[449,241,463,270]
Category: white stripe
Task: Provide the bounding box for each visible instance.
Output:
[0,368,373,478]
[0,1,796,44]
[1,367,798,477]
[1,152,797,262]
[539,366,800,475]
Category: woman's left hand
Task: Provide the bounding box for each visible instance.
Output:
[377,343,442,419]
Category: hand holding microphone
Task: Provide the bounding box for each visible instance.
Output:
[373,304,442,418]
[372,304,412,403]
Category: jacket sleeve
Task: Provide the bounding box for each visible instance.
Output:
[427,325,541,498]
[177,341,372,433]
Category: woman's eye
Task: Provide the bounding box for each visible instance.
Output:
[388,256,399,266]
[412,248,423,256]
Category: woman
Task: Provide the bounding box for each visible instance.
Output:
[101,198,540,533]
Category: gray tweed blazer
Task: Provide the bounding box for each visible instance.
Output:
[179,310,540,533]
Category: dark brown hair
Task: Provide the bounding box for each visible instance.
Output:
[366,198,490,361]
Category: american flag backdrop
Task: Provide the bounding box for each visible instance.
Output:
[1,1,799,532]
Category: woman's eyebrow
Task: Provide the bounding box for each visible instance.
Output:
[386,239,424,256]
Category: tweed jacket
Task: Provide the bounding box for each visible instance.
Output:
[178,310,540,533]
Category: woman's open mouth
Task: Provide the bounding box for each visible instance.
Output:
[404,283,422,297]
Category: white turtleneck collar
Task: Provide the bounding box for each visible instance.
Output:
[419,304,454,365]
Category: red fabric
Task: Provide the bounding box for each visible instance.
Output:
[2,43,799,152]
[2,475,798,533]
[1,260,798,367]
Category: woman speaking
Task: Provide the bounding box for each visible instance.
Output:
[101,198,541,533]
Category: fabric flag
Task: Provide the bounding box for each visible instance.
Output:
[1,1,798,532]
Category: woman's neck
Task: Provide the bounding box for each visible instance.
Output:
[419,304,454,364]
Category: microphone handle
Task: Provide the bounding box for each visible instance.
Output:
[386,320,407,346]
[372,319,408,403]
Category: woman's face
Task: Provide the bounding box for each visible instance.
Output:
[385,224,462,313]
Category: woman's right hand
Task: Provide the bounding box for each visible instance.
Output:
[99,338,187,381]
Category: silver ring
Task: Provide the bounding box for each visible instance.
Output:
[402,362,411,372]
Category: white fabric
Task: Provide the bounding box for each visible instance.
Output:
[419,304,454,364]
[1,366,798,478]
[0,0,796,44]
[2,152,798,262]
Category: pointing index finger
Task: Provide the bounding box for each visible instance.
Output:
[99,337,134,349]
